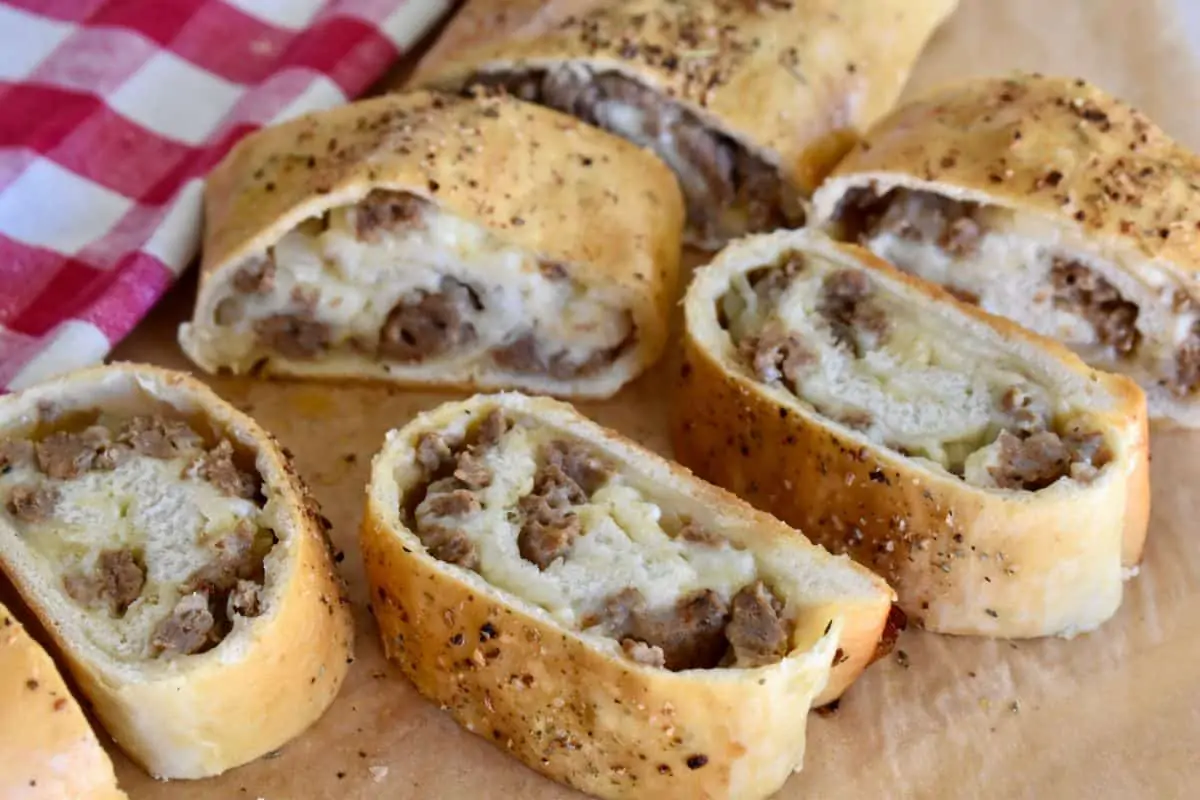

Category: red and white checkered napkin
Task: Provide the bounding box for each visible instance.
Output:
[0,0,453,391]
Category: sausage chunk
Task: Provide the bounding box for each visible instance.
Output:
[152,592,216,656]
[118,416,204,460]
[35,428,108,479]
[6,484,58,522]
[354,190,429,241]
[0,440,34,472]
[378,277,481,363]
[625,589,731,671]
[1050,258,1141,357]
[726,581,789,667]
[415,432,453,474]
[63,549,145,615]
[820,270,891,354]
[254,311,331,359]
[187,440,258,499]
[740,323,815,388]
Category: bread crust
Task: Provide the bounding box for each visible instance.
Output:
[361,393,895,799]
[672,229,1151,638]
[0,364,354,780]
[810,73,1200,425]
[417,0,960,208]
[180,91,683,399]
[0,601,127,800]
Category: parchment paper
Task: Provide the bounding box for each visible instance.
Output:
[61,1,1200,797]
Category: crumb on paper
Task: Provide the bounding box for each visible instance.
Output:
[370,765,389,783]
[896,649,910,669]
[1010,700,1020,714]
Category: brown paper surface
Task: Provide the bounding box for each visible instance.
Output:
[57,1,1200,797]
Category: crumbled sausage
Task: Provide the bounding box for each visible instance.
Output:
[423,483,481,517]
[415,432,453,474]
[227,580,262,619]
[871,604,908,662]
[493,331,634,379]
[0,440,33,472]
[378,277,481,363]
[621,638,666,668]
[118,416,204,459]
[187,440,258,499]
[544,440,610,495]
[989,430,1071,491]
[820,270,891,354]
[491,334,543,374]
[835,187,983,258]
[1051,258,1141,357]
[625,590,731,671]
[453,450,492,489]
[63,549,145,615]
[152,591,216,656]
[521,66,800,240]
[35,429,106,479]
[417,524,480,569]
[354,191,429,241]
[476,409,509,448]
[183,522,263,595]
[6,484,58,522]
[725,582,788,667]
[740,323,815,387]
[232,257,276,294]
[254,312,331,360]
[517,494,582,569]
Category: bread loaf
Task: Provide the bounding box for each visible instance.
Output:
[361,393,896,800]
[0,364,354,779]
[672,228,1150,637]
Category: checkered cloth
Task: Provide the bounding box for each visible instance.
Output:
[0,0,453,391]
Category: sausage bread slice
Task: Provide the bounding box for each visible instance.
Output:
[416,0,959,249]
[673,228,1150,638]
[180,91,683,400]
[0,364,354,779]
[0,600,126,800]
[361,393,895,800]
[811,74,1200,427]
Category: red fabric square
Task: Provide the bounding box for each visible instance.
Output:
[169,1,295,85]
[0,84,101,152]
[50,104,195,203]
[5,256,109,337]
[281,15,397,94]
[77,250,174,339]
[84,0,206,46]
[4,0,106,22]
[0,236,71,324]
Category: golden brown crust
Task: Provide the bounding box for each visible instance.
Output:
[361,393,895,798]
[0,364,355,779]
[185,90,682,397]
[0,602,127,800]
[814,73,1200,271]
[417,0,960,196]
[672,230,1151,637]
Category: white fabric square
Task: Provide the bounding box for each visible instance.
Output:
[0,4,74,80]
[7,321,111,391]
[0,158,133,256]
[141,179,204,275]
[379,0,455,49]
[267,73,347,125]
[107,50,243,145]
[224,0,324,29]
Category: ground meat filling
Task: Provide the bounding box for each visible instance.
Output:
[353,190,430,242]
[833,186,985,259]
[1175,324,1200,396]
[0,414,273,659]
[493,327,637,380]
[468,68,803,241]
[1050,258,1142,357]
[990,427,1111,490]
[819,269,891,356]
[254,310,331,360]
[62,549,146,615]
[378,277,483,363]
[597,581,790,671]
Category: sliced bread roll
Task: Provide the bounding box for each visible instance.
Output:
[811,74,1200,426]
[362,393,896,800]
[1,601,126,800]
[0,364,354,779]
[673,229,1150,637]
[180,90,683,400]
[418,0,960,248]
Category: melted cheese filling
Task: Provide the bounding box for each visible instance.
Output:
[0,447,264,661]
[722,256,1095,486]
[205,200,632,372]
[414,422,758,632]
